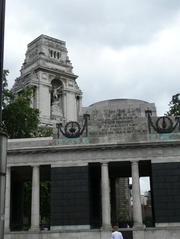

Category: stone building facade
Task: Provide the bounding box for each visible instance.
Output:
[13,35,82,126]
[5,129,180,239]
[4,35,180,239]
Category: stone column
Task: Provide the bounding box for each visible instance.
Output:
[4,166,11,231]
[63,91,67,120]
[0,132,7,238]
[131,161,143,227]
[101,162,111,229]
[30,165,40,231]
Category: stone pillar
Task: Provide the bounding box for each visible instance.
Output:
[30,165,40,231]
[131,161,143,227]
[4,166,11,231]
[0,132,7,239]
[101,162,111,229]
[63,91,67,120]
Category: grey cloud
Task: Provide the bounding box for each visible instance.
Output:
[4,0,180,115]
[6,0,180,49]
[53,1,180,48]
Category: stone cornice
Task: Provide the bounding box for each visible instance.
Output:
[28,34,66,48]
[22,65,78,80]
[7,140,180,155]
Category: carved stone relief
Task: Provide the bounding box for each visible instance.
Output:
[51,79,64,120]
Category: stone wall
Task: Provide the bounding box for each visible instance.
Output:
[51,166,90,228]
[81,99,156,143]
[152,162,180,223]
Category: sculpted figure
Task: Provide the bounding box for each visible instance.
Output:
[51,84,63,118]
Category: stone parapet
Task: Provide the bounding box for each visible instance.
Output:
[79,99,157,142]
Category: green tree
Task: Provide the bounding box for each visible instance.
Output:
[2,69,11,108]
[40,181,50,226]
[2,71,53,138]
[2,85,39,138]
[167,94,180,116]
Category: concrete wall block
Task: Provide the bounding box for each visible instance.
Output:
[152,162,180,223]
[51,166,90,226]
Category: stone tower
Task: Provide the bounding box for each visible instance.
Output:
[13,35,82,126]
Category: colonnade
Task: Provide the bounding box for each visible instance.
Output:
[5,166,40,232]
[4,161,143,231]
[101,161,143,229]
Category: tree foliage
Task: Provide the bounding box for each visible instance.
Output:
[40,181,50,225]
[23,180,50,229]
[167,94,180,116]
[2,69,11,108]
[2,71,39,138]
[3,86,39,138]
[2,71,53,138]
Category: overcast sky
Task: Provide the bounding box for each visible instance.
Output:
[4,0,180,115]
